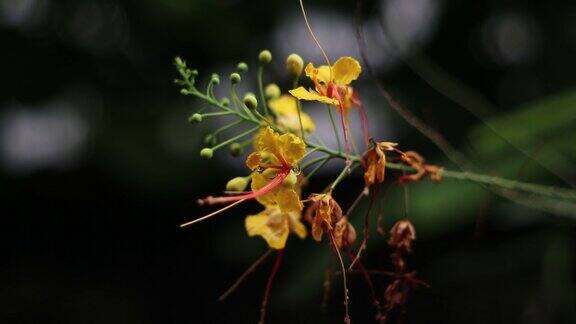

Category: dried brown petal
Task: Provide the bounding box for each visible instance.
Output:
[361,141,397,189]
[388,219,416,253]
[400,151,442,184]
[306,193,343,243]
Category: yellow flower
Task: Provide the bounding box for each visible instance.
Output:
[289,56,362,111]
[289,56,370,151]
[269,95,316,134]
[246,126,306,171]
[186,129,308,239]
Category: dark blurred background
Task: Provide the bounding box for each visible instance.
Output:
[1,0,575,323]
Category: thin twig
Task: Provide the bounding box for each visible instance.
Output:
[259,249,284,324]
[329,232,351,324]
[218,249,274,301]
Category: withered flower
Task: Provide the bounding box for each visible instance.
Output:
[305,193,356,248]
[388,219,416,253]
[400,151,443,184]
[361,140,397,189]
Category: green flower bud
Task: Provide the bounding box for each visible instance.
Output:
[262,168,279,179]
[188,113,202,123]
[225,177,249,192]
[200,148,213,159]
[220,97,230,107]
[265,83,281,99]
[180,89,190,95]
[286,53,304,77]
[175,56,185,68]
[210,73,220,85]
[243,92,258,109]
[282,170,298,188]
[204,134,217,146]
[230,72,241,84]
[229,143,244,156]
[237,62,248,73]
[258,49,272,64]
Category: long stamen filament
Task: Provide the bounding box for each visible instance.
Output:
[180,199,246,228]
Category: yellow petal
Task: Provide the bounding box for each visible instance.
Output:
[289,87,339,106]
[246,152,262,170]
[277,132,306,166]
[332,57,361,85]
[245,211,289,250]
[287,211,307,239]
[270,95,316,134]
[316,65,332,84]
[251,171,276,207]
[254,127,283,165]
[276,187,303,213]
[269,95,298,115]
[305,62,332,84]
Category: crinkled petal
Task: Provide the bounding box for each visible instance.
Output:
[251,171,276,207]
[269,95,298,115]
[289,87,339,106]
[288,211,307,239]
[276,187,303,213]
[277,132,305,166]
[316,65,332,84]
[332,57,361,85]
[304,63,330,85]
[246,152,262,170]
[245,212,289,250]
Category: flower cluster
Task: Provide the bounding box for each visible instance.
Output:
[174,49,440,323]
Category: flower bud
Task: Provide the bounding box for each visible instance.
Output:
[229,143,243,156]
[229,72,241,84]
[243,92,258,109]
[226,177,249,192]
[210,73,220,85]
[188,113,202,123]
[264,83,281,99]
[200,148,213,159]
[286,53,304,77]
[281,170,298,188]
[237,62,248,73]
[204,134,216,146]
[220,97,230,107]
[258,50,272,64]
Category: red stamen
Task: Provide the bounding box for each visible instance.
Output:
[181,170,291,228]
[352,92,370,146]
[199,169,290,206]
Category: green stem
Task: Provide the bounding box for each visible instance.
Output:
[301,155,330,170]
[231,85,256,120]
[212,120,244,137]
[211,126,260,151]
[305,157,332,180]
[257,66,269,116]
[293,78,306,141]
[202,111,234,117]
[327,105,342,153]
